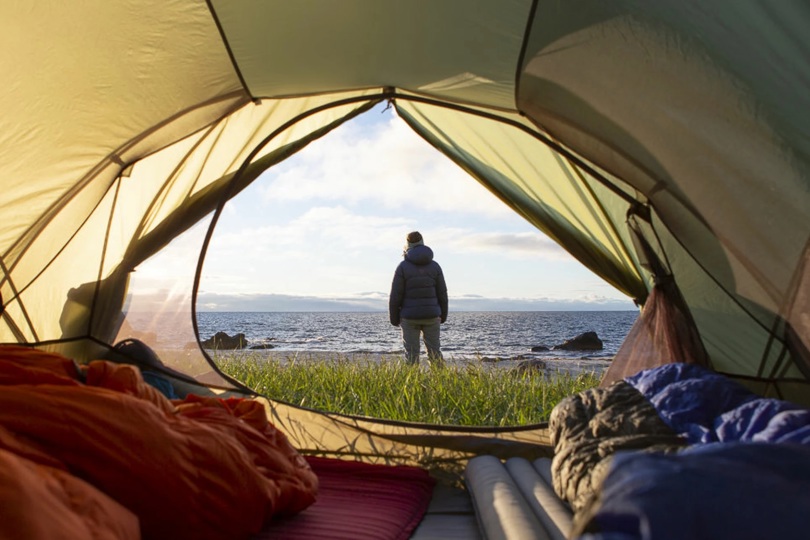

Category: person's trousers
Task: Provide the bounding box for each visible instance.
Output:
[400,317,443,365]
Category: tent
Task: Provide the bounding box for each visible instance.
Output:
[2,0,810,532]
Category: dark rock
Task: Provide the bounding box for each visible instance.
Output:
[201,331,247,350]
[249,343,275,350]
[531,345,549,352]
[482,355,526,363]
[515,359,546,374]
[553,331,603,351]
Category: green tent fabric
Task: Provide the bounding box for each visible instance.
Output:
[1,0,810,473]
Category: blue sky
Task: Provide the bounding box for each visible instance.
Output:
[137,104,637,312]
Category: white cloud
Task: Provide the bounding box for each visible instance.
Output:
[258,113,513,218]
[208,206,413,253]
[433,230,571,261]
[208,206,572,267]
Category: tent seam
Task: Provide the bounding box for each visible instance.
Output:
[205,0,256,101]
[513,0,539,110]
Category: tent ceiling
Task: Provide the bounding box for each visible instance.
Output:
[212,0,531,109]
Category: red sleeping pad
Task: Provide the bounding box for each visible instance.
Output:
[256,456,435,540]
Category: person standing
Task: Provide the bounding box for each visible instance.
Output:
[389,231,448,365]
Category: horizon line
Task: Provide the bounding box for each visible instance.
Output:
[192,308,639,313]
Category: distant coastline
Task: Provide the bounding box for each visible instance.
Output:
[194,292,638,313]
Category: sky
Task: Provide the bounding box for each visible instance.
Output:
[136,103,637,312]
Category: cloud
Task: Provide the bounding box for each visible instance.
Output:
[283,206,413,249]
[204,206,574,285]
[206,206,414,255]
[433,230,570,260]
[257,112,513,218]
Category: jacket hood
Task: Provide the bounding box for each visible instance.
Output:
[404,244,434,265]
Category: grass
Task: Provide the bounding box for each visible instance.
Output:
[215,353,601,426]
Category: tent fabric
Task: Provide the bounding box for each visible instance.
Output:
[600,278,709,387]
[1,0,810,479]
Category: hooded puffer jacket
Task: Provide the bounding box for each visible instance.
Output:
[389,244,448,326]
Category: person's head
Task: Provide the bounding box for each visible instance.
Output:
[405,231,423,250]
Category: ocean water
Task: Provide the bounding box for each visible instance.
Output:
[196,311,638,363]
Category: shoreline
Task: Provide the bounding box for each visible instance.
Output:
[208,349,612,376]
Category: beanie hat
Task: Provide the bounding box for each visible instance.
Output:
[406,231,424,249]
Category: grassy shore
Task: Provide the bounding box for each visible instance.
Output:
[214,351,601,426]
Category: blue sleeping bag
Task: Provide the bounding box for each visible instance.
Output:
[576,364,810,540]
[626,363,810,445]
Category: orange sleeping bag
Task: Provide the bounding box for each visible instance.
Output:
[0,432,140,540]
[0,345,318,540]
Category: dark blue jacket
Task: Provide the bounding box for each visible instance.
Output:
[389,244,448,326]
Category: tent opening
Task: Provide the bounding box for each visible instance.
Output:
[121,102,640,426]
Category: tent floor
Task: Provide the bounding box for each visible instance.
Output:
[410,483,481,540]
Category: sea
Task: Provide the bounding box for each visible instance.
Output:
[196,311,639,373]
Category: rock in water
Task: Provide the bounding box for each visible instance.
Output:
[201,331,247,350]
[553,331,603,351]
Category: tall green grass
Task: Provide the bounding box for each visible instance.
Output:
[215,353,600,426]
